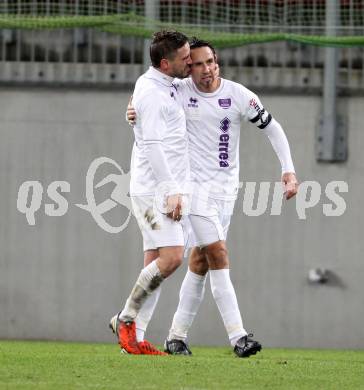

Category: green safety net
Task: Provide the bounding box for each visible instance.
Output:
[1,13,364,48]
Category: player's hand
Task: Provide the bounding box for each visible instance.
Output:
[282,172,299,200]
[126,95,136,125]
[166,194,183,221]
[212,63,220,80]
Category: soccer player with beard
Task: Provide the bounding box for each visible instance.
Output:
[109,30,192,355]
[124,38,298,358]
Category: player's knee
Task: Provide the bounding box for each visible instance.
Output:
[161,252,183,276]
[205,242,229,269]
[189,251,209,275]
[166,259,183,276]
[170,254,183,270]
[191,261,209,275]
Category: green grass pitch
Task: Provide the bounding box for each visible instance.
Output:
[0,341,363,389]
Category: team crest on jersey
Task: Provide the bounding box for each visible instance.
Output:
[218,98,231,109]
[188,97,198,108]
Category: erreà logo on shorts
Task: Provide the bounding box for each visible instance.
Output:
[218,98,231,109]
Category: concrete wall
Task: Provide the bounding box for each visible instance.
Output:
[0,87,363,349]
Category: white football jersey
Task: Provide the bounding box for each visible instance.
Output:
[175,77,272,200]
[130,67,190,196]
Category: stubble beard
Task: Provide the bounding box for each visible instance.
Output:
[172,65,190,79]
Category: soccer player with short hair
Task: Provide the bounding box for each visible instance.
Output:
[125,37,298,358]
[109,30,192,355]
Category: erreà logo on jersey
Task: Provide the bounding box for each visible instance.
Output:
[218,98,231,109]
[220,117,231,133]
[188,97,198,108]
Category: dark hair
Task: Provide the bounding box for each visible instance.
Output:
[150,30,189,67]
[190,37,217,58]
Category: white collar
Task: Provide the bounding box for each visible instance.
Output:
[145,66,174,87]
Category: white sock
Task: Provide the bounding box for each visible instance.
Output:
[168,269,207,341]
[119,260,164,322]
[135,285,162,342]
[210,269,247,346]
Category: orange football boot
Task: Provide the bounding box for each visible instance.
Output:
[138,340,168,356]
[118,321,142,355]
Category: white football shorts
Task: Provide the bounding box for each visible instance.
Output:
[189,195,236,247]
[131,196,188,251]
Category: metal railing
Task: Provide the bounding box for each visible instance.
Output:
[0,0,363,91]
